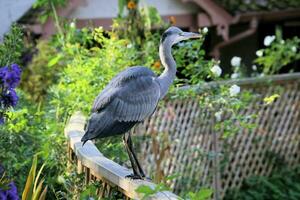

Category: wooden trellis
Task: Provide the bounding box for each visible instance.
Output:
[135,73,300,198]
[65,73,300,199]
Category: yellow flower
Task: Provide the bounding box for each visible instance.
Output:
[169,16,176,25]
[127,1,136,10]
[153,61,161,69]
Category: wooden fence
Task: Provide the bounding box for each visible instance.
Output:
[65,73,300,199]
[134,73,300,198]
[65,112,180,200]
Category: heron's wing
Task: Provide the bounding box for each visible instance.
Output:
[92,67,160,122]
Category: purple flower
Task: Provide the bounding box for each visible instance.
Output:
[0,64,21,89]
[0,190,7,199]
[0,165,19,200]
[1,89,18,108]
[0,67,9,81]
[6,182,19,200]
[0,117,4,124]
[0,182,19,200]
[10,64,21,77]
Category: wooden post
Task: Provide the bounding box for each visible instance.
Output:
[212,130,221,200]
[77,160,83,174]
[85,167,90,184]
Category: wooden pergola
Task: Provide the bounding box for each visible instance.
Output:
[21,0,300,58]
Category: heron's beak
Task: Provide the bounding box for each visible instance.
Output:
[182,32,201,39]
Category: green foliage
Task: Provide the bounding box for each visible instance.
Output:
[224,166,300,200]
[173,29,216,85]
[186,188,213,200]
[136,183,213,200]
[49,27,137,116]
[208,87,255,139]
[0,89,67,195]
[0,100,40,189]
[0,24,24,67]
[135,183,170,200]
[114,0,165,47]
[0,173,11,191]
[254,28,300,75]
[20,41,63,101]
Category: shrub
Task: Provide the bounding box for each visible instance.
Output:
[254,28,300,75]
[225,166,300,200]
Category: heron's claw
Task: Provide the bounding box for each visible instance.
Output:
[125,174,143,180]
[125,174,152,181]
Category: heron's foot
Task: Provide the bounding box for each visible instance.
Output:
[125,174,152,181]
[125,173,143,180]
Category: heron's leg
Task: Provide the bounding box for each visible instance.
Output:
[123,133,142,179]
[127,131,146,178]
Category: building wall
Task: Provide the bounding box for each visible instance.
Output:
[69,0,198,19]
[0,0,35,41]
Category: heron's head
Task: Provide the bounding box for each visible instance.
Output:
[160,26,201,46]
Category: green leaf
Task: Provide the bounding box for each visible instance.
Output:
[135,185,155,195]
[165,173,180,181]
[38,186,47,200]
[47,54,62,67]
[118,0,126,16]
[264,94,280,105]
[197,188,213,200]
[22,155,37,200]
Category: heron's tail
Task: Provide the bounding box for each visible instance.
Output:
[81,135,89,146]
[81,112,103,146]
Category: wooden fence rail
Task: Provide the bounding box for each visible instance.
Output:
[64,112,180,200]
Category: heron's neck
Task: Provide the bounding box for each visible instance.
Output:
[157,42,176,98]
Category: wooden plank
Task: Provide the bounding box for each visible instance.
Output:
[178,72,300,93]
[65,112,181,200]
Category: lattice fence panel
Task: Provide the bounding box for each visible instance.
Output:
[135,75,300,198]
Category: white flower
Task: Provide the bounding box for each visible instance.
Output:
[229,84,240,96]
[70,22,76,28]
[256,50,263,57]
[230,56,241,67]
[291,46,297,52]
[202,27,208,34]
[280,40,285,44]
[231,73,239,79]
[263,35,275,46]
[252,65,257,71]
[210,65,222,77]
[214,111,222,122]
[126,43,133,48]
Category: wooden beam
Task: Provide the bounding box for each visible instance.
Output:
[182,0,233,40]
[179,72,300,93]
[183,0,232,25]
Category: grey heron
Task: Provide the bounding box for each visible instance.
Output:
[81,26,200,179]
